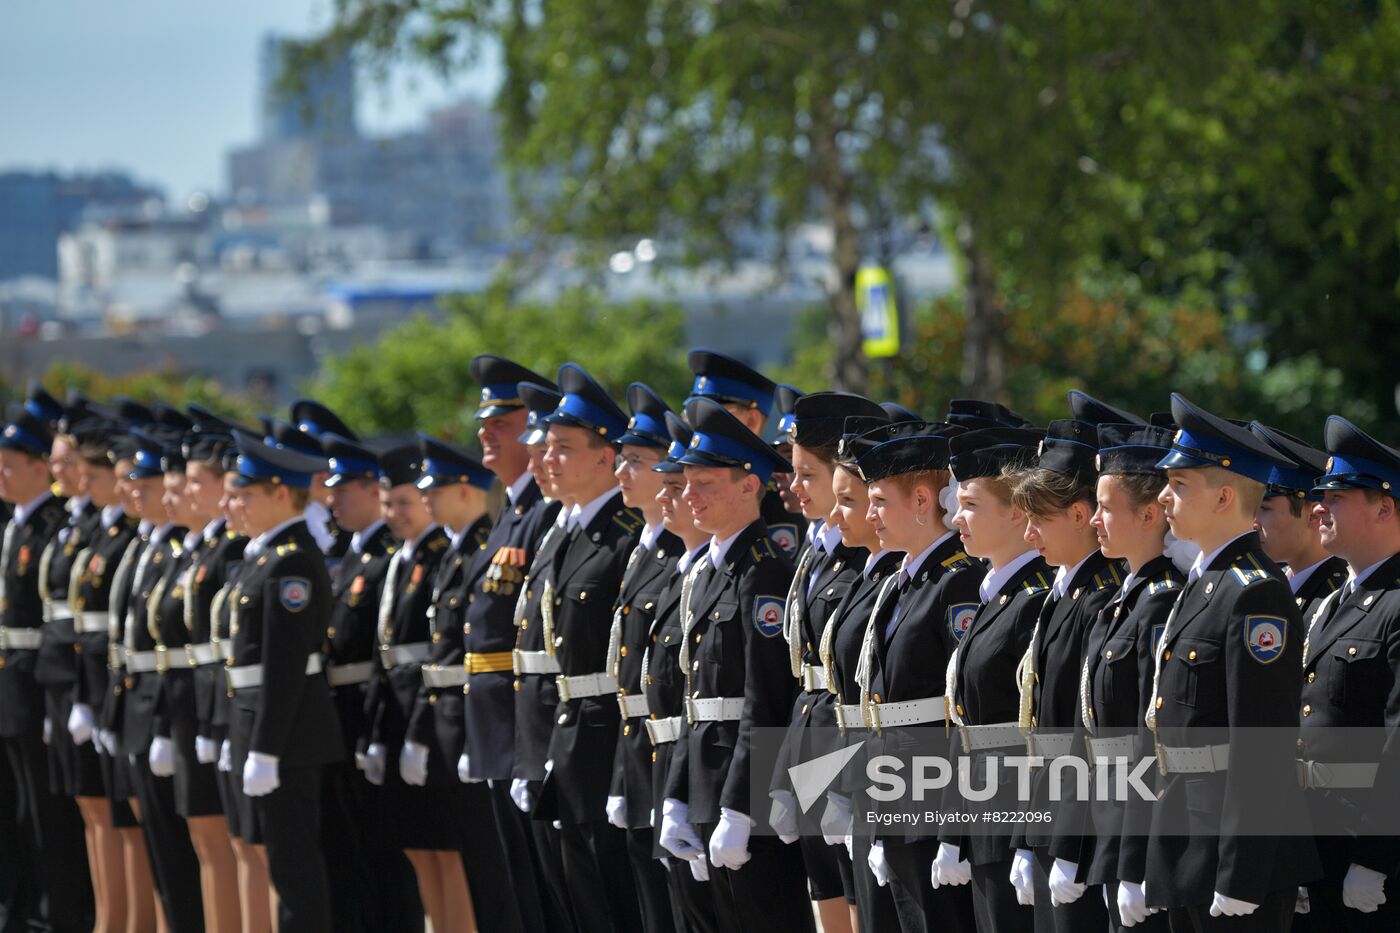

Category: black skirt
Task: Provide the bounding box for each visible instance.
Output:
[163,669,223,817]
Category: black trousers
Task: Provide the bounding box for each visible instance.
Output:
[884,837,977,933]
[454,780,524,933]
[130,752,203,932]
[490,780,572,933]
[625,825,676,933]
[1030,846,1109,932]
[321,760,423,933]
[969,858,1034,933]
[1104,881,1173,933]
[664,857,720,933]
[851,832,924,933]
[1175,889,1296,932]
[1,732,94,933]
[556,818,643,933]
[255,765,331,933]
[698,824,814,933]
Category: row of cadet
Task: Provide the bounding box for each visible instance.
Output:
[2,349,1398,933]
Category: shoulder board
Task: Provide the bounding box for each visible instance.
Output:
[427,536,448,553]
[1147,574,1179,596]
[1230,553,1271,588]
[612,508,644,535]
[751,535,779,563]
[473,525,491,548]
[1022,572,1051,595]
[941,550,974,571]
[1092,563,1124,591]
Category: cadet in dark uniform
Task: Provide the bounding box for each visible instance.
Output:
[659,398,814,932]
[645,412,721,933]
[685,349,804,558]
[287,399,362,566]
[226,430,344,932]
[849,420,978,933]
[768,392,883,933]
[605,383,683,933]
[1046,422,1178,932]
[267,417,350,566]
[1,403,93,933]
[319,432,424,933]
[1298,417,1400,929]
[461,356,566,933]
[1009,419,1122,931]
[117,432,205,933]
[818,415,911,933]
[939,427,1049,933]
[149,426,244,932]
[362,445,465,933]
[405,435,522,933]
[1248,422,1349,622]
[1143,395,1319,929]
[770,383,806,519]
[530,363,645,932]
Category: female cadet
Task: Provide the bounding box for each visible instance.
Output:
[149,428,243,933]
[65,424,144,932]
[361,445,465,933]
[849,420,979,933]
[644,412,720,933]
[819,415,907,933]
[768,392,884,933]
[1007,419,1122,931]
[939,427,1052,933]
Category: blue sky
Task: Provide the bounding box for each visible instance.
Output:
[0,0,500,201]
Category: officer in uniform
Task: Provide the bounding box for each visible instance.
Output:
[318,432,423,933]
[404,435,523,933]
[226,430,344,932]
[267,417,350,565]
[658,398,814,932]
[644,411,721,933]
[1,403,91,932]
[1143,395,1319,929]
[461,355,566,933]
[605,383,683,933]
[849,419,979,933]
[1248,422,1349,622]
[685,349,803,558]
[938,426,1049,933]
[1297,417,1400,928]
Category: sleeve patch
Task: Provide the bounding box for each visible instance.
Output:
[279,577,311,612]
[767,524,799,558]
[1244,615,1286,664]
[752,596,785,637]
[947,603,978,641]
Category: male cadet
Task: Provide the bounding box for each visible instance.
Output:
[1297,418,1400,928]
[403,435,523,933]
[530,363,646,932]
[319,433,421,933]
[290,399,360,561]
[659,398,815,932]
[226,430,343,932]
[1144,395,1319,930]
[267,417,348,565]
[1248,423,1349,622]
[1,403,92,932]
[686,349,805,557]
[605,384,684,933]
[770,383,806,518]
[459,355,566,933]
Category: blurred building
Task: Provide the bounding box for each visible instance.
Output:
[0,170,162,280]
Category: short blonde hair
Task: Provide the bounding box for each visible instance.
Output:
[1199,466,1266,516]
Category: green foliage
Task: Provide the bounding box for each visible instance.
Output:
[308,287,690,441]
[7,363,259,425]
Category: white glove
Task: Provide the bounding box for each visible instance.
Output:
[99,728,117,757]
[867,840,892,886]
[708,808,754,871]
[689,857,710,882]
[931,841,972,888]
[768,790,799,844]
[844,833,854,862]
[148,736,175,777]
[820,791,853,845]
[1010,849,1036,906]
[606,795,627,829]
[217,739,232,772]
[242,751,280,797]
[355,751,367,771]
[43,716,53,746]
[1342,863,1387,913]
[1208,892,1259,917]
[457,753,482,783]
[658,798,704,861]
[364,743,387,786]
[68,703,95,745]
[1048,858,1086,906]
[510,778,533,813]
[195,736,218,764]
[1117,880,1152,926]
[399,741,429,786]
[1295,886,1310,915]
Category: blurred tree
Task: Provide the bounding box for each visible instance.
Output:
[307,287,690,441]
[4,364,260,425]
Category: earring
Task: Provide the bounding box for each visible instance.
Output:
[914,511,927,527]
